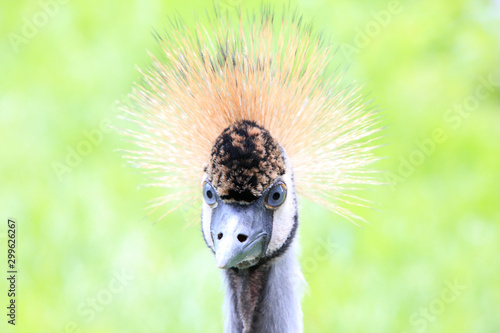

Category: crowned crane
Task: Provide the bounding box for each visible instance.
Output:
[120,6,381,333]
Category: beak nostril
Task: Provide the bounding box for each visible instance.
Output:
[237,234,248,243]
[217,233,223,240]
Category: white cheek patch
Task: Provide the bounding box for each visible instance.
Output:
[201,174,215,250]
[202,202,214,250]
[266,154,296,255]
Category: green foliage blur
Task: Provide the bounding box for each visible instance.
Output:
[1,0,499,332]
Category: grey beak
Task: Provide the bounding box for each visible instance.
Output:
[211,201,273,269]
[214,227,266,269]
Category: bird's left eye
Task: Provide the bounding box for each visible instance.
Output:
[265,182,287,208]
[203,181,217,206]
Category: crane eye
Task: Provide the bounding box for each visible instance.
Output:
[265,182,287,209]
[203,181,217,207]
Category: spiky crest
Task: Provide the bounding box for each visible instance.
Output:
[118,6,382,223]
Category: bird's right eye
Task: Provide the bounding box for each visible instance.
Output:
[203,181,217,206]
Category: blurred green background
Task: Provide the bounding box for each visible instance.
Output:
[1,0,499,332]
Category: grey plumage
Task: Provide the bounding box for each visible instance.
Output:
[223,237,304,333]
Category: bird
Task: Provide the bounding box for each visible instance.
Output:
[119,5,381,333]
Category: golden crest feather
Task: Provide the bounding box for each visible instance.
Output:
[119,7,382,223]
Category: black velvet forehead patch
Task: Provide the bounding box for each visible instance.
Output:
[205,120,285,203]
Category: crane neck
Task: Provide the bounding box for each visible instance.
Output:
[223,241,303,333]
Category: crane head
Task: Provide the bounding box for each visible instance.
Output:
[201,120,298,269]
